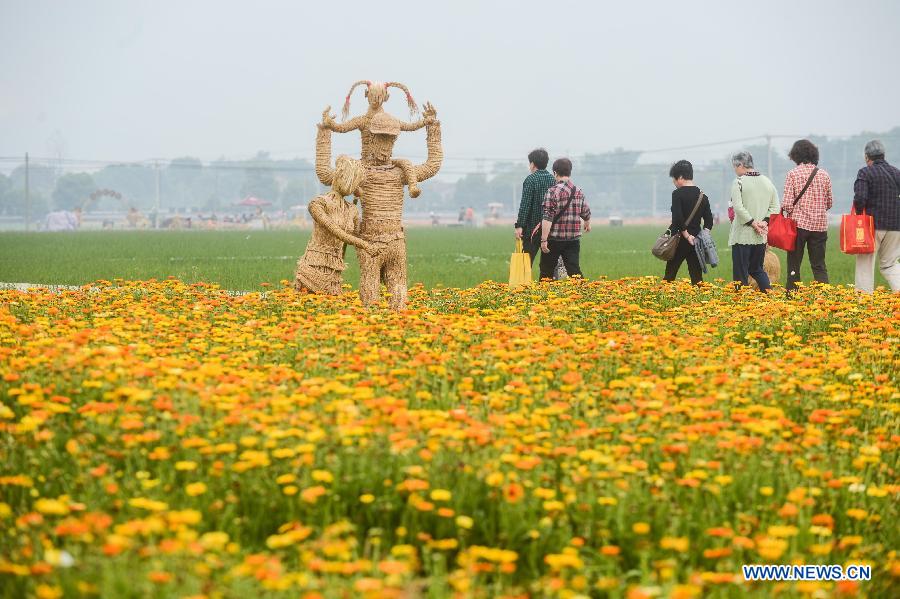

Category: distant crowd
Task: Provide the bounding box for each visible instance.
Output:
[514,140,900,294]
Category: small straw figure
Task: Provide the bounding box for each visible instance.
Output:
[294,155,377,295]
[321,80,429,198]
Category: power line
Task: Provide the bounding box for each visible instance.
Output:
[0,134,788,167]
[3,132,898,176]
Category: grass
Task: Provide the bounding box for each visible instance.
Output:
[0,226,880,290]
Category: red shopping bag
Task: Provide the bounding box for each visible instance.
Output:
[767,213,797,252]
[840,209,875,254]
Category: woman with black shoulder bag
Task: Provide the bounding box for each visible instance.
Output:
[663,160,714,285]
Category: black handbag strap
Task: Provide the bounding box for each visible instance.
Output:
[532,182,578,239]
[790,167,819,209]
[550,182,577,226]
[684,189,704,227]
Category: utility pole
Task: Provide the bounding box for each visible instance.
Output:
[766,134,773,176]
[25,152,30,231]
[154,161,161,228]
[842,144,848,181]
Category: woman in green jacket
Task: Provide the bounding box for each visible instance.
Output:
[728,151,779,291]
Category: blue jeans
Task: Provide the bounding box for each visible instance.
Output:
[732,243,771,291]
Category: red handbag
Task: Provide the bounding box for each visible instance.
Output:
[767,213,798,251]
[768,167,819,252]
[840,209,875,254]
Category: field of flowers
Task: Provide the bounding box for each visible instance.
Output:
[0,278,897,598]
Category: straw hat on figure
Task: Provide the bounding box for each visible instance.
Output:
[294,155,377,295]
[321,80,426,198]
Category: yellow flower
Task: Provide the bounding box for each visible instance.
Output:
[767,525,799,538]
[545,550,584,570]
[430,538,458,550]
[534,487,556,499]
[430,489,452,502]
[175,461,197,471]
[757,537,788,560]
[199,532,230,551]
[34,498,69,516]
[35,585,63,599]
[456,515,474,530]
[167,509,202,525]
[759,486,774,496]
[312,469,334,483]
[360,494,375,504]
[185,482,207,496]
[485,472,504,487]
[846,508,868,521]
[660,537,690,552]
[128,497,168,512]
[633,522,650,535]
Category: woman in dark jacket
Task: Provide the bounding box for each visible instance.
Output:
[663,160,714,284]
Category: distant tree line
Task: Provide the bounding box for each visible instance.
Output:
[1,127,897,219]
[0,151,320,217]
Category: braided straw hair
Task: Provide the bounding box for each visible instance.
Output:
[341,80,371,121]
[340,79,420,121]
[332,155,366,197]
[386,81,419,118]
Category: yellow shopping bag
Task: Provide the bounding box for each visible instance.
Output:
[509,239,532,287]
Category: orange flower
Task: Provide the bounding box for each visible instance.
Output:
[503,483,525,503]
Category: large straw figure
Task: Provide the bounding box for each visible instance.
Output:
[322,80,426,198]
[316,103,442,310]
[294,155,376,295]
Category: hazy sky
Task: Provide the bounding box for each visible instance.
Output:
[2,0,899,172]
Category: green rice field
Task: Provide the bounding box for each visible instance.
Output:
[0,226,881,291]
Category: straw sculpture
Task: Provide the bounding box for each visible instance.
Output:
[322,80,428,198]
[294,155,375,295]
[316,102,443,310]
[749,246,782,290]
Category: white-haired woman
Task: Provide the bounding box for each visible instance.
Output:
[728,151,779,291]
[294,155,377,295]
[853,139,900,293]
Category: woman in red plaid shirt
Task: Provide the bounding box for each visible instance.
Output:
[539,158,592,280]
[781,139,833,291]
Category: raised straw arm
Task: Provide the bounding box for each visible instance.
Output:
[413,103,443,183]
[315,109,336,186]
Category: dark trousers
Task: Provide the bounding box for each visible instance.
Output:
[663,238,703,284]
[786,228,828,290]
[540,239,582,280]
[521,234,541,266]
[732,243,771,291]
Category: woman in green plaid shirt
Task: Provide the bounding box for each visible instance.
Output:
[515,148,555,265]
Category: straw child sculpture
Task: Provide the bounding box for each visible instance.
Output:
[316,102,442,310]
[294,155,377,295]
[321,80,426,198]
